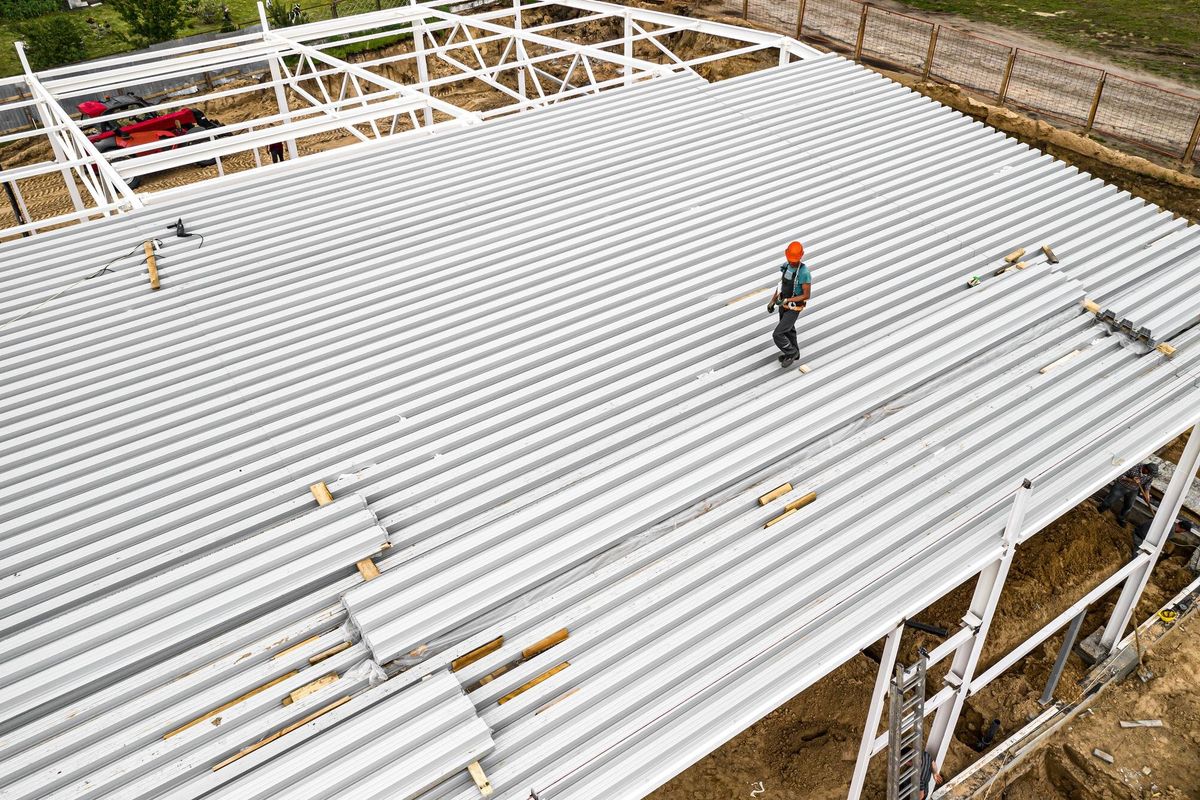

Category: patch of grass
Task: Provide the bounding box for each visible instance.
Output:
[895,0,1200,87]
[0,0,337,81]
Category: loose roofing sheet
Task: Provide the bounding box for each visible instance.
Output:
[1,51,1199,799]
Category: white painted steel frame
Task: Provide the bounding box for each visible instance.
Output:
[2,0,813,239]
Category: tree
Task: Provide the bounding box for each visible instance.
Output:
[108,0,188,44]
[17,15,85,71]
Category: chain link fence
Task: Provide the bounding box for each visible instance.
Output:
[740,0,1200,164]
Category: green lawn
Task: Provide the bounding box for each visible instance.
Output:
[0,0,345,79]
[895,0,1200,87]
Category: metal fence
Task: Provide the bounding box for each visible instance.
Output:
[743,0,1200,164]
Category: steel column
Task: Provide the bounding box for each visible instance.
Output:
[926,480,1032,767]
[1038,608,1085,706]
[848,624,903,800]
[13,44,85,217]
[258,3,300,159]
[1101,425,1200,650]
[412,0,435,125]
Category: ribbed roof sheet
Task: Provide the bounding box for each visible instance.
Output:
[1,48,1198,800]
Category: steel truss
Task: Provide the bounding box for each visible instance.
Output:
[0,0,815,239]
[849,420,1200,799]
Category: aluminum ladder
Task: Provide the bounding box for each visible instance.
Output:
[887,654,927,800]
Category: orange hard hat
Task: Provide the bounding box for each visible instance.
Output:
[785,241,804,263]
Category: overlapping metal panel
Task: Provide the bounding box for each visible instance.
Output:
[1,45,1198,800]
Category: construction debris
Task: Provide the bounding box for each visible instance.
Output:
[1093,748,1115,764]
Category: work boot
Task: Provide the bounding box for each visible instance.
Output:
[780,355,796,368]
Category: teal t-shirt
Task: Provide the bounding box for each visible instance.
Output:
[780,261,811,296]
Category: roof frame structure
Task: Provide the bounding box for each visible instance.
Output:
[0,0,816,240]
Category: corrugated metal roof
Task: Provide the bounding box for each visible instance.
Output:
[1,46,1198,800]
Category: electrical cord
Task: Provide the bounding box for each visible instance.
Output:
[0,240,158,333]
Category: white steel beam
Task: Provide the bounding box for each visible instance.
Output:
[259,3,301,159]
[848,624,903,800]
[925,480,1032,768]
[1100,423,1200,650]
[13,46,85,217]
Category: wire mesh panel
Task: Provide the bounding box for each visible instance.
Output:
[928,28,1010,98]
[1003,50,1102,126]
[859,7,934,73]
[799,0,861,52]
[1093,75,1200,158]
[746,0,799,37]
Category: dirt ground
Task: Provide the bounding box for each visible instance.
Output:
[997,621,1200,800]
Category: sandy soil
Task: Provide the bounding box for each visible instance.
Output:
[998,622,1200,800]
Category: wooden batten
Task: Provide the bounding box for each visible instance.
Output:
[1041,244,1059,263]
[308,641,351,665]
[272,635,319,661]
[309,481,333,506]
[211,696,350,771]
[497,662,570,705]
[282,673,338,706]
[451,636,504,672]
[164,671,297,739]
[784,491,818,512]
[1003,247,1025,263]
[467,761,494,797]
[144,241,160,290]
[356,558,380,581]
[521,628,569,660]
[757,483,793,506]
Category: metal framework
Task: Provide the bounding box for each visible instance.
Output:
[0,0,814,240]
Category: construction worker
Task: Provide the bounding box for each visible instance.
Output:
[769,241,811,368]
[1099,462,1158,524]
[268,141,285,164]
[918,751,943,799]
[1131,516,1194,557]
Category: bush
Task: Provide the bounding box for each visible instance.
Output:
[265,0,309,28]
[16,15,85,70]
[107,0,187,44]
[191,0,222,26]
[0,0,62,21]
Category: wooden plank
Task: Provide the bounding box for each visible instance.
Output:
[521,628,568,660]
[1040,350,1081,374]
[1003,247,1025,263]
[211,696,351,771]
[798,364,812,374]
[1157,343,1177,357]
[757,482,792,506]
[467,761,494,797]
[477,663,512,687]
[452,636,504,672]
[497,662,570,705]
[271,635,319,661]
[164,671,298,739]
[1082,299,1101,314]
[282,672,338,706]
[308,641,351,665]
[784,491,818,512]
[144,241,160,290]
[536,687,581,715]
[356,558,380,581]
[309,481,333,506]
[764,508,798,528]
[1041,244,1059,263]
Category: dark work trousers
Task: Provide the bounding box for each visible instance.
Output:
[270,149,285,163]
[1100,482,1137,522]
[773,307,800,358]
